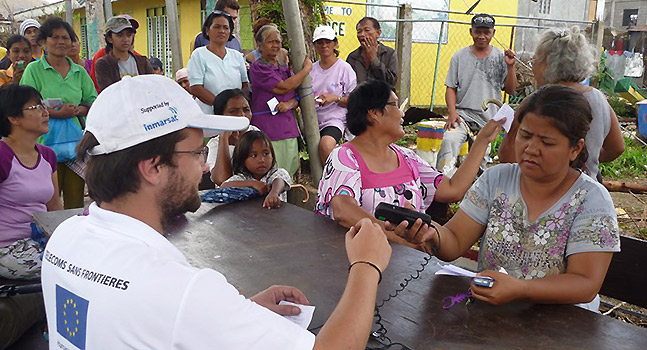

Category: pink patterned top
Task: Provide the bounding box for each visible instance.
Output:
[315,143,444,219]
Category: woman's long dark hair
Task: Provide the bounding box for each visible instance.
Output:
[516,84,592,171]
[231,130,276,177]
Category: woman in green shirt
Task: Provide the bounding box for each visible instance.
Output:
[20,17,97,209]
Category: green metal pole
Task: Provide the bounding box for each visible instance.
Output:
[206,0,217,11]
[85,0,106,57]
[430,21,445,111]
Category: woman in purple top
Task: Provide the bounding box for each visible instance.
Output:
[0,84,62,349]
[249,25,312,177]
[315,80,503,248]
[0,84,62,280]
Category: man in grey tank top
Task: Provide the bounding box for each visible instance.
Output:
[437,14,517,175]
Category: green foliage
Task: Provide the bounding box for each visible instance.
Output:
[607,95,635,119]
[394,125,418,147]
[489,133,504,159]
[599,138,647,179]
[639,228,647,241]
[255,0,325,51]
[256,1,287,37]
[591,52,615,95]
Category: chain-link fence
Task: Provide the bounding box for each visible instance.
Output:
[323,0,596,109]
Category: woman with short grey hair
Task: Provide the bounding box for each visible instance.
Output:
[248,24,312,177]
[499,26,624,180]
[532,27,597,84]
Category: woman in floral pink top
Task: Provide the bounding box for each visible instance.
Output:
[315,80,503,246]
[396,86,620,310]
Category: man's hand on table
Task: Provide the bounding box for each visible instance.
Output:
[251,285,310,316]
[346,218,391,274]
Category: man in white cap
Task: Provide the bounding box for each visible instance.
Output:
[20,19,44,60]
[0,19,43,69]
[41,74,391,349]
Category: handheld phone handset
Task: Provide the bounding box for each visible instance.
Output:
[374,202,431,229]
[472,276,495,288]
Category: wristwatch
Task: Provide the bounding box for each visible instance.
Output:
[336,96,342,103]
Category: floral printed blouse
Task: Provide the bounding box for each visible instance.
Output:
[315,143,444,219]
[460,164,620,279]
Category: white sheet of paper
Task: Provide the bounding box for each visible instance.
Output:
[279,301,315,329]
[492,103,515,133]
[267,97,279,116]
[434,264,477,277]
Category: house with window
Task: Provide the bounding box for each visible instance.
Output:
[513,0,599,55]
[604,0,647,28]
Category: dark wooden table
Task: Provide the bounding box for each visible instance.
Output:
[29,199,647,350]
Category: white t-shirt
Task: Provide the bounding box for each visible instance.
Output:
[118,55,139,78]
[187,46,249,114]
[41,203,315,350]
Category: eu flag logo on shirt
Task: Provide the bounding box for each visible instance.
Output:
[56,285,89,349]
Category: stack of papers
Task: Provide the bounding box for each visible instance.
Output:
[435,264,476,277]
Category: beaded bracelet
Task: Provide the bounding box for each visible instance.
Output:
[429,222,441,256]
[349,260,383,284]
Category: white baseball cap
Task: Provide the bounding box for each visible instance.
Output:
[86,75,249,155]
[312,25,336,42]
[20,19,41,36]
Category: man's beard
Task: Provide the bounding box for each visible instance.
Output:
[158,167,201,231]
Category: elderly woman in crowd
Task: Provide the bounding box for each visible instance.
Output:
[20,17,97,209]
[0,84,63,349]
[0,35,32,86]
[499,26,624,180]
[310,25,357,164]
[315,80,502,246]
[245,19,289,66]
[249,24,312,177]
[188,10,249,114]
[397,85,619,311]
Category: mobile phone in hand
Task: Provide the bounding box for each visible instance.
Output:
[374,202,431,229]
[472,276,494,288]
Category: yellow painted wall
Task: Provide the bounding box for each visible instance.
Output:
[74,0,202,67]
[112,0,201,67]
[323,1,519,107]
[72,9,84,48]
